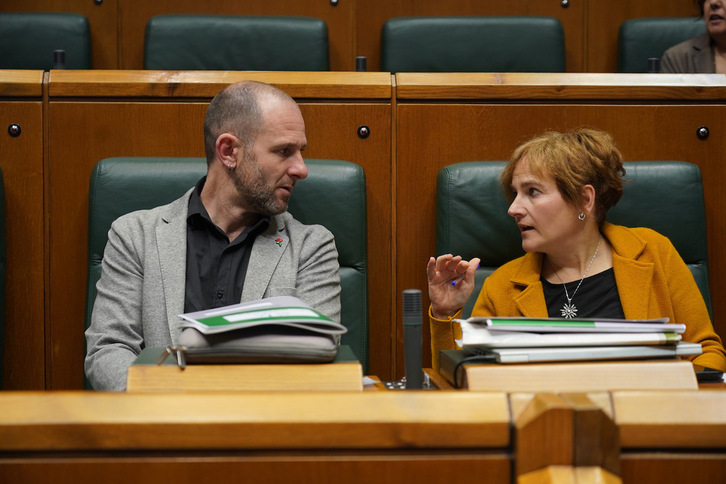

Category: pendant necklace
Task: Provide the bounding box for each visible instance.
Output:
[553,238,601,319]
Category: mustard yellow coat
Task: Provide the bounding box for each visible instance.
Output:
[430,223,726,372]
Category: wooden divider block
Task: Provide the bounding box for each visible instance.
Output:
[514,393,620,478]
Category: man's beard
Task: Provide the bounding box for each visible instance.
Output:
[231,155,290,216]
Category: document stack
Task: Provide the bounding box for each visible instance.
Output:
[454,316,701,363]
[438,317,702,391]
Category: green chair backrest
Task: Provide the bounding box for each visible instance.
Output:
[86,157,368,386]
[381,16,565,73]
[618,17,706,72]
[144,15,329,71]
[0,12,91,69]
[436,161,711,318]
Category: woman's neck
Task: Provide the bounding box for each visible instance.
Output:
[543,232,607,283]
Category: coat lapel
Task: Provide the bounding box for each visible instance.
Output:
[603,223,654,320]
[692,34,715,73]
[242,216,287,301]
[511,252,548,317]
[156,191,192,345]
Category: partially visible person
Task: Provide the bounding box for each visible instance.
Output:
[85,80,341,391]
[427,128,726,372]
[661,0,726,73]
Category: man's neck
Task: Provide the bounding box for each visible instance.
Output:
[200,179,260,242]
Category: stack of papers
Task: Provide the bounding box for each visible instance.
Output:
[179,296,347,336]
[453,317,701,364]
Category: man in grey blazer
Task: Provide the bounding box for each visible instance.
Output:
[85,81,341,391]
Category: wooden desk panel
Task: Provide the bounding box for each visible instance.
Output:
[0,71,45,390]
[394,73,726,372]
[47,71,393,389]
[0,457,511,484]
[614,391,726,483]
[0,391,511,449]
[1,390,725,483]
[0,391,511,483]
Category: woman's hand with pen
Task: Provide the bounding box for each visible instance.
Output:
[426,254,480,320]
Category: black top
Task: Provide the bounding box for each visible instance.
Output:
[184,177,269,312]
[542,268,625,319]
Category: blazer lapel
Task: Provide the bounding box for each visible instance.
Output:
[156,192,191,345]
[511,252,549,317]
[603,223,653,320]
[242,217,287,301]
[613,255,654,320]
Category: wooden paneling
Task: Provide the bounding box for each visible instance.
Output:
[0,71,45,390]
[46,71,393,389]
[2,390,725,482]
[0,391,512,448]
[586,0,701,73]
[615,390,726,482]
[0,391,512,483]
[0,0,119,69]
[117,0,356,71]
[394,73,726,372]
[356,0,584,72]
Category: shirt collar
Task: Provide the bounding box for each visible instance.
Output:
[187,176,270,240]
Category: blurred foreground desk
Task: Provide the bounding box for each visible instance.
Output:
[0,391,511,483]
[0,390,725,483]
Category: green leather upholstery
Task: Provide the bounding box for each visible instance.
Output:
[86,157,368,384]
[381,16,565,73]
[436,161,711,318]
[0,12,91,69]
[618,17,706,72]
[144,15,329,71]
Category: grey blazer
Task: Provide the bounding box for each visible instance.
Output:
[661,33,714,73]
[84,188,341,391]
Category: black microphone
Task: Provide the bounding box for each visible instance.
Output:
[355,56,367,72]
[53,49,66,69]
[402,289,423,389]
[647,57,661,73]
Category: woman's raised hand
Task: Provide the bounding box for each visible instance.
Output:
[426,254,480,319]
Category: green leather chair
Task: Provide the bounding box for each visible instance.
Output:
[436,161,711,318]
[144,15,329,71]
[618,17,706,72]
[86,157,368,386]
[381,16,565,73]
[0,12,91,69]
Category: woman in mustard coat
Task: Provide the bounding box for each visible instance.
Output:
[427,128,726,372]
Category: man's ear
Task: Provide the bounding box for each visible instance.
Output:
[216,133,239,168]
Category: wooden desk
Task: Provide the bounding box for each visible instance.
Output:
[614,391,726,483]
[1,389,724,483]
[0,391,512,483]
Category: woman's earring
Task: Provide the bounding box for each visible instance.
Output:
[578,212,586,221]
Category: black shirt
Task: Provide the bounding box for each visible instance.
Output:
[542,268,625,319]
[184,177,269,313]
